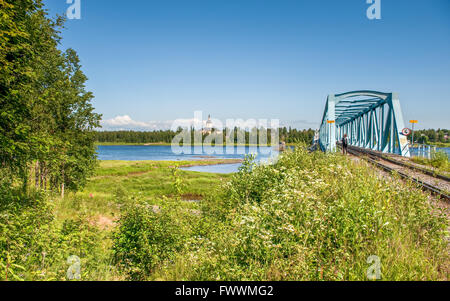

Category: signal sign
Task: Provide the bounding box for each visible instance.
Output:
[402,128,412,136]
[410,120,418,124]
[327,120,335,124]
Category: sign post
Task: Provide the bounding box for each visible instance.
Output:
[327,120,335,151]
[410,120,418,146]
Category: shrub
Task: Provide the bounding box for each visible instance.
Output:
[150,145,449,280]
[112,198,192,280]
[0,188,104,280]
[412,150,449,172]
[431,151,449,169]
[0,190,54,280]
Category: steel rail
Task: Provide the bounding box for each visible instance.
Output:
[347,145,450,183]
[345,147,450,202]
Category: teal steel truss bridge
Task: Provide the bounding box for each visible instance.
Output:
[318,90,410,157]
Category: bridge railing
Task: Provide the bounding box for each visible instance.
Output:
[409,144,437,159]
[319,90,410,157]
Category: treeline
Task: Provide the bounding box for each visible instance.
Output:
[0,0,101,196]
[95,130,177,144]
[281,127,316,143]
[413,129,449,144]
[94,128,316,144]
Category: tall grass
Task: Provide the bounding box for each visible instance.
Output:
[0,160,230,281]
[113,145,449,280]
[2,151,448,280]
[0,188,121,280]
[411,150,449,173]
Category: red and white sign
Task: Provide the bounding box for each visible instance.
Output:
[401,128,412,136]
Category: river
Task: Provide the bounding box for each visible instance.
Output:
[96,145,449,173]
[96,145,279,173]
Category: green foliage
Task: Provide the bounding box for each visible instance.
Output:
[0,189,53,280]
[0,188,106,280]
[0,0,103,279]
[430,151,449,169]
[94,128,316,145]
[87,160,232,204]
[113,146,448,281]
[0,0,101,194]
[414,129,449,144]
[412,150,450,173]
[112,199,192,280]
[170,166,186,198]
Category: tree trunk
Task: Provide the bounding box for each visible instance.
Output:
[61,168,65,199]
[20,166,28,194]
[39,163,44,189]
[35,161,40,189]
[44,168,47,190]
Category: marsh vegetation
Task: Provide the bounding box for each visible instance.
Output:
[2,146,448,281]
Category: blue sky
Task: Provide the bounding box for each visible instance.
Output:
[42,0,450,130]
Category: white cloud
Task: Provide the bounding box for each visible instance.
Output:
[100,115,317,131]
[100,115,204,131]
[102,115,150,128]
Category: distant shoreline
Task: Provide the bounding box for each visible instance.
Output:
[95,142,297,147]
[97,158,244,166]
[410,142,450,148]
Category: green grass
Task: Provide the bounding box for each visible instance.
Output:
[430,142,450,148]
[113,147,449,281]
[55,159,234,225]
[410,142,450,148]
[410,151,450,174]
[1,159,234,281]
[1,151,449,281]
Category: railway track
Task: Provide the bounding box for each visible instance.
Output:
[344,145,450,202]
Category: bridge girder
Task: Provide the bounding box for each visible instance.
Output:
[318,90,410,157]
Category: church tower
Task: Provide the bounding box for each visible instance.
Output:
[205,115,213,134]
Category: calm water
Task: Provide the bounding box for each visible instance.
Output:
[96,145,449,174]
[97,145,279,173]
[409,147,450,158]
[181,163,244,174]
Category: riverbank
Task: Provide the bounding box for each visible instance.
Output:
[431,142,450,147]
[0,159,233,280]
[95,142,173,146]
[95,142,296,147]
[83,159,237,201]
[410,142,450,148]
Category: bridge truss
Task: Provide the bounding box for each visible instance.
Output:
[318,90,410,157]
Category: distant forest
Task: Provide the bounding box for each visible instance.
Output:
[413,129,449,144]
[95,128,449,145]
[95,128,317,144]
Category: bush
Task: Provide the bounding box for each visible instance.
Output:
[112,198,192,280]
[0,188,104,280]
[412,150,449,173]
[0,190,54,280]
[431,151,449,169]
[148,145,448,280]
